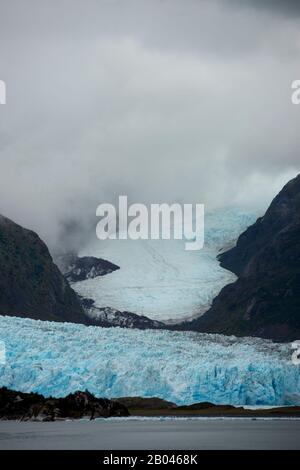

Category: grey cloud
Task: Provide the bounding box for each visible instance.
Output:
[0,0,299,252]
[230,0,300,16]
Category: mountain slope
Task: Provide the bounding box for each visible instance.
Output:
[0,214,87,323]
[188,174,300,341]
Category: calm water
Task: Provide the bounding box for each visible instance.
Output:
[0,419,299,450]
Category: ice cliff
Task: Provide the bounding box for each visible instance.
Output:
[0,316,299,406]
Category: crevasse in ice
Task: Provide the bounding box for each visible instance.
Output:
[74,208,258,322]
[0,316,299,406]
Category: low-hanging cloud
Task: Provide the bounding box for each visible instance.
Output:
[0,0,299,253]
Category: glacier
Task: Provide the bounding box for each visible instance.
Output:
[74,208,257,322]
[0,316,299,406]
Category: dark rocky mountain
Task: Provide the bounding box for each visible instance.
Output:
[0,214,87,323]
[0,388,129,421]
[0,213,163,329]
[56,253,120,282]
[188,174,300,342]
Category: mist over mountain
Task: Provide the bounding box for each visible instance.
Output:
[0,0,299,254]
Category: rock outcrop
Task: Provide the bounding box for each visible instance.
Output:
[81,298,165,329]
[56,254,120,282]
[0,387,129,421]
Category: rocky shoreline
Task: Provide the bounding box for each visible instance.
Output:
[0,388,129,421]
[115,396,300,418]
[1,388,300,421]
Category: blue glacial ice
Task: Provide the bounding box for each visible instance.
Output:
[0,316,299,406]
[74,207,258,322]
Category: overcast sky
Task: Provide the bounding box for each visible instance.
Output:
[0,0,299,251]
